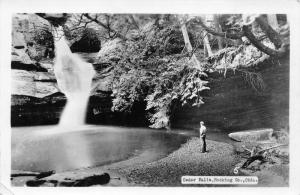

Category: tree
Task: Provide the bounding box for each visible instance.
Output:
[213,14,223,50]
[267,14,279,30]
[82,14,128,41]
[202,15,213,57]
[180,16,201,69]
[194,14,289,58]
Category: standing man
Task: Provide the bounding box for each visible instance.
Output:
[199,121,207,153]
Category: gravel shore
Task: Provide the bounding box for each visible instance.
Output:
[110,137,241,186]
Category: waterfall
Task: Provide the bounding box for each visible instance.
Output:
[53,27,95,129]
[32,26,96,171]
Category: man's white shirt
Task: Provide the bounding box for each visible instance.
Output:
[199,125,207,137]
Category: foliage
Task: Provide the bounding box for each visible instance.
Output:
[111,54,209,128]
[31,27,53,47]
[101,14,288,128]
[145,58,209,128]
[109,22,209,128]
[205,22,278,92]
[28,27,54,61]
[207,38,273,71]
[28,13,289,128]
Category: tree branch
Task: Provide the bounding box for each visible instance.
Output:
[128,14,139,30]
[255,15,282,48]
[83,13,127,41]
[257,144,288,154]
[194,18,244,40]
[195,16,288,57]
[242,25,287,57]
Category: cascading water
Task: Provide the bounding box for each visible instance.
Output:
[36,26,96,170]
[53,26,95,129]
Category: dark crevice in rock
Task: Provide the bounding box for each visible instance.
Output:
[11,92,149,127]
[14,46,25,49]
[33,79,57,82]
[70,28,101,53]
[11,61,48,72]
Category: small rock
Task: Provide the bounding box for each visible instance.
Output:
[228,129,274,142]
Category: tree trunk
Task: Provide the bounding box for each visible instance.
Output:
[241,155,266,168]
[181,24,193,51]
[129,14,139,29]
[203,43,207,57]
[195,17,244,40]
[213,14,223,49]
[181,23,201,68]
[267,14,279,30]
[203,15,213,57]
[203,30,213,57]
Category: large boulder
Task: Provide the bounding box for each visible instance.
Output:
[35,13,70,27]
[12,31,27,49]
[12,14,54,63]
[228,128,274,142]
[11,70,59,98]
[11,48,35,65]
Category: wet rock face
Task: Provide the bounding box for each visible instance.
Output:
[11,17,58,99]
[11,93,66,126]
[11,92,148,127]
[171,59,289,131]
[70,28,101,53]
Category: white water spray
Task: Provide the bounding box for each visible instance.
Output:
[53,26,95,129]
[37,26,97,171]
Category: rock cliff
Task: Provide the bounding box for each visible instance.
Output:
[171,58,289,131]
[11,14,289,131]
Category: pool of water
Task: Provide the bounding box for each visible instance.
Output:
[11,125,189,172]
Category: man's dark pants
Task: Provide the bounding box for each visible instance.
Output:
[201,135,206,153]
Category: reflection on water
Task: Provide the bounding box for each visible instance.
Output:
[11,126,188,172]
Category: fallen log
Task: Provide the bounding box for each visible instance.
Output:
[240,144,288,168]
[241,155,266,168]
